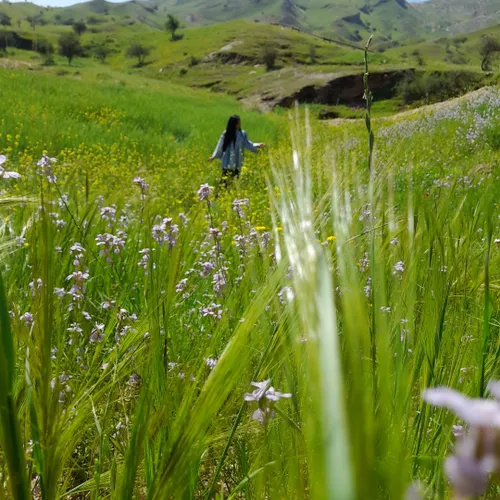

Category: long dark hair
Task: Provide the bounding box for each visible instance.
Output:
[222,115,240,153]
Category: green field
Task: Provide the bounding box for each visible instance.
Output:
[2,8,500,499]
[2,16,498,119]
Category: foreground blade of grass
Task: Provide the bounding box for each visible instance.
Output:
[275,114,355,499]
[205,334,275,499]
[149,262,286,499]
[479,199,493,397]
[315,250,355,500]
[0,270,30,499]
[115,385,151,500]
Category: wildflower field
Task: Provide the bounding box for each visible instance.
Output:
[1,62,500,499]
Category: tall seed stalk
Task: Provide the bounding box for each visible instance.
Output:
[363,35,374,174]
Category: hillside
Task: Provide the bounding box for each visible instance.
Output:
[1,12,498,115]
[415,0,500,35]
[0,0,426,44]
[2,0,500,44]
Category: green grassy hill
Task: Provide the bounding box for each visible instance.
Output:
[1,14,498,116]
[415,0,500,35]
[0,19,375,102]
[385,22,500,69]
[0,0,426,44]
[2,0,500,47]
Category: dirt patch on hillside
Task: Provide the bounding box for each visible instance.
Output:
[202,40,252,65]
[220,40,243,52]
[0,58,34,70]
[275,70,415,108]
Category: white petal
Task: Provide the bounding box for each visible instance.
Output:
[423,387,470,413]
[444,451,494,498]
[404,483,423,500]
[487,380,500,400]
[0,155,5,165]
[424,387,500,427]
[3,171,21,179]
[250,379,271,390]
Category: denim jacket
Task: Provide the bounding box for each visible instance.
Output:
[211,130,259,171]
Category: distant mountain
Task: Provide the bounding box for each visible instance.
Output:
[414,0,500,34]
[1,0,498,44]
[150,0,426,42]
[0,0,425,44]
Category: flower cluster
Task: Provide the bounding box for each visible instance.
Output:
[244,379,291,425]
[96,232,127,262]
[37,154,57,183]
[152,217,179,248]
[197,183,212,202]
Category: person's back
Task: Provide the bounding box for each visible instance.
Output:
[209,115,265,183]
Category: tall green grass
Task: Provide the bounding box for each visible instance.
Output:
[0,66,499,499]
[0,69,278,158]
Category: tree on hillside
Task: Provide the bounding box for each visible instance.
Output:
[479,35,500,71]
[37,38,55,65]
[411,49,425,67]
[0,30,14,53]
[0,12,11,27]
[58,32,82,65]
[126,43,150,66]
[72,21,87,36]
[26,14,43,30]
[165,14,180,41]
[92,40,111,63]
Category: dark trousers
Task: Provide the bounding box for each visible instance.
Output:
[220,169,239,188]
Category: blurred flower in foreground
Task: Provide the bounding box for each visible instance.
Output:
[244,379,291,425]
[0,155,21,179]
[423,381,500,497]
[37,154,57,183]
[198,183,212,202]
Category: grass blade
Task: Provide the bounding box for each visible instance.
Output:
[0,270,30,499]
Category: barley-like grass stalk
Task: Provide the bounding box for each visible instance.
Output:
[274,112,355,499]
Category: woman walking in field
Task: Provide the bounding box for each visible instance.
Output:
[209,115,265,186]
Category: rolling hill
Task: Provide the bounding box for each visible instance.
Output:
[415,0,500,35]
[0,0,426,44]
[1,0,500,46]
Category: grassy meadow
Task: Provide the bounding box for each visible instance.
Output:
[1,42,500,500]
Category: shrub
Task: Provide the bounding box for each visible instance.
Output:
[411,50,425,67]
[73,21,87,36]
[0,12,11,27]
[91,41,111,63]
[308,45,317,64]
[262,45,277,71]
[479,35,500,71]
[126,43,150,66]
[36,39,55,65]
[396,71,483,105]
[179,67,188,76]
